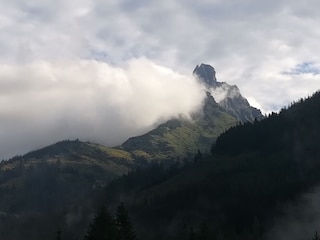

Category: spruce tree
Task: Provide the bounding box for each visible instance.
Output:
[312,231,320,240]
[56,229,61,240]
[188,227,195,240]
[199,221,209,240]
[115,202,137,240]
[84,206,119,240]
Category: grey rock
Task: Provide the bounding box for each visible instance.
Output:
[193,63,264,122]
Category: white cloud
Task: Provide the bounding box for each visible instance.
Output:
[0,58,205,159]
[1,0,320,156]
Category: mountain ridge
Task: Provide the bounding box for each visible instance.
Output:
[119,63,263,158]
[1,63,262,164]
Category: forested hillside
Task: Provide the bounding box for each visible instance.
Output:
[101,91,320,240]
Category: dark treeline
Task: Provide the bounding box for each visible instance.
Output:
[213,91,320,157]
[0,161,104,240]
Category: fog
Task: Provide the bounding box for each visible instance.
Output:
[265,186,320,240]
[0,58,205,160]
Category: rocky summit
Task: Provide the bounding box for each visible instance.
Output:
[194,63,264,122]
[193,63,219,87]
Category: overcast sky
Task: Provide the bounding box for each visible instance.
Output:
[1,0,320,159]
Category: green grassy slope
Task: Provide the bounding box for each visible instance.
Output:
[121,93,238,160]
[1,140,134,177]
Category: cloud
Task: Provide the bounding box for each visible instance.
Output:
[0,58,205,160]
[209,83,241,103]
[1,0,320,156]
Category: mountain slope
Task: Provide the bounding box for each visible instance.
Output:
[1,64,260,165]
[120,63,263,159]
[2,139,134,177]
[0,140,141,240]
[121,92,237,159]
[103,91,320,240]
[212,92,320,156]
[0,63,259,219]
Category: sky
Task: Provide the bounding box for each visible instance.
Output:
[0,0,320,159]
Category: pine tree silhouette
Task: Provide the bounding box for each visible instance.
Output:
[116,202,137,240]
[84,206,119,240]
[56,229,62,240]
[312,231,320,240]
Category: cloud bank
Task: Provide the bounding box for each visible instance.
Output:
[0,58,205,159]
[1,0,320,157]
[1,0,320,112]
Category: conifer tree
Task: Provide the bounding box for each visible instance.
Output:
[84,206,119,240]
[199,221,209,240]
[188,227,195,240]
[56,229,61,240]
[312,231,320,240]
[115,202,137,240]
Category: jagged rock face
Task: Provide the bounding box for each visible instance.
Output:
[193,63,264,122]
[193,63,220,88]
[219,96,263,122]
[116,63,264,159]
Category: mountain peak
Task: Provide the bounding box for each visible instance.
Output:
[193,63,264,122]
[193,63,218,87]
